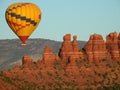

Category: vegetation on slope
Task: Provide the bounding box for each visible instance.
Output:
[0,58,120,90]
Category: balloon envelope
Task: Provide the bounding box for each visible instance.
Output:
[5,2,41,45]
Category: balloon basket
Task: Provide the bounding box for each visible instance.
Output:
[21,43,27,46]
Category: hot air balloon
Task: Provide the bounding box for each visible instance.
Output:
[5,2,42,46]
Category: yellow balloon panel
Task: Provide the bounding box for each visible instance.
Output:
[5,2,42,43]
[16,24,36,36]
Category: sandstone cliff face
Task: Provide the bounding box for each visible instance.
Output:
[72,35,84,61]
[43,46,60,66]
[59,34,83,64]
[59,34,73,62]
[106,32,120,61]
[84,34,107,63]
[22,56,33,66]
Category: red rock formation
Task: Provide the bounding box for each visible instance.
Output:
[1,32,120,90]
[59,34,83,64]
[72,35,80,52]
[22,55,33,66]
[20,32,120,67]
[55,54,60,61]
[106,32,120,60]
[84,34,107,63]
[118,33,120,57]
[72,35,84,61]
[59,34,73,62]
[43,46,59,66]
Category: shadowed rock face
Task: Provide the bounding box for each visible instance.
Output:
[59,34,84,64]
[84,34,107,63]
[106,32,120,61]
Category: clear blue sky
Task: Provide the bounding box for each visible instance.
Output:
[0,0,120,41]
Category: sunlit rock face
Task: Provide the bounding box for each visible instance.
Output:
[59,34,83,64]
[106,32,120,61]
[84,34,107,63]
[43,46,59,66]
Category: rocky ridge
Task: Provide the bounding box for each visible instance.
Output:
[0,38,86,71]
[0,32,120,89]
